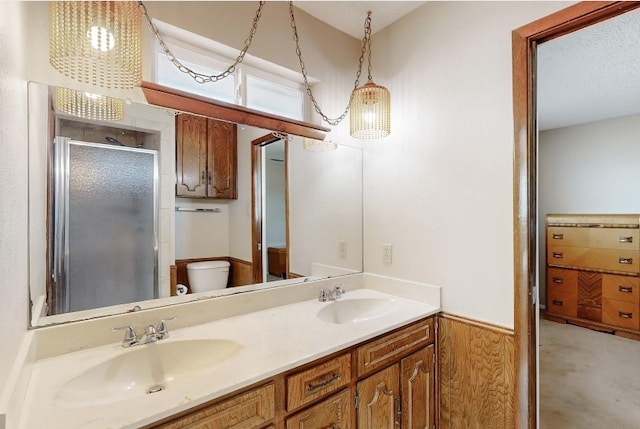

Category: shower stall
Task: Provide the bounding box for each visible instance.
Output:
[51,137,158,314]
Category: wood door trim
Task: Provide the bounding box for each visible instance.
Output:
[141,82,329,140]
[251,134,282,283]
[511,2,640,428]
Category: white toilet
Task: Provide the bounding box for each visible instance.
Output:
[186,260,230,293]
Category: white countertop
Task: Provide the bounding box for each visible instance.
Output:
[19,287,439,429]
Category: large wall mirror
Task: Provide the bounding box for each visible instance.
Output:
[28,81,363,327]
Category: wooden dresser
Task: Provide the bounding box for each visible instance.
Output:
[546,214,640,339]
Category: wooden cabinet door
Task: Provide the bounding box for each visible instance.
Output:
[356,364,399,429]
[400,345,435,429]
[286,389,352,429]
[176,114,208,197]
[207,119,237,199]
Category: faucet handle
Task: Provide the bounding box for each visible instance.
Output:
[319,289,330,302]
[112,325,138,347]
[332,284,346,299]
[157,317,176,339]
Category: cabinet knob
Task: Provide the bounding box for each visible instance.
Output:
[618,257,633,265]
[619,311,633,319]
[552,277,564,284]
[552,252,564,259]
[619,286,633,293]
[552,233,564,240]
[619,236,633,243]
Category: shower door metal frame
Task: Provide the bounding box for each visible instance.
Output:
[52,137,159,314]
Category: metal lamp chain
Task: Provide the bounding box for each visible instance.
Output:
[289,2,372,126]
[138,1,265,83]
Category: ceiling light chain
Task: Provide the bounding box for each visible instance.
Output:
[289,2,372,126]
[138,1,265,84]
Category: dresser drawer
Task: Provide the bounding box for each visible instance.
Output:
[548,245,639,273]
[356,318,433,377]
[154,383,275,429]
[547,290,577,318]
[548,226,639,250]
[603,299,640,331]
[286,353,351,411]
[547,267,578,295]
[602,274,640,304]
[286,389,352,429]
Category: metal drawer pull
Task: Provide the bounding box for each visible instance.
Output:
[552,252,564,259]
[306,373,341,394]
[619,312,633,319]
[552,233,564,240]
[618,257,633,265]
[619,236,633,243]
[552,300,563,306]
[619,286,633,293]
[552,277,564,284]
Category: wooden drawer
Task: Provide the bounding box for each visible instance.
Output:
[547,267,578,295]
[154,383,275,429]
[548,245,639,273]
[286,353,351,411]
[357,318,434,377]
[547,290,577,318]
[286,389,352,429]
[603,299,640,331]
[602,274,640,304]
[547,226,639,250]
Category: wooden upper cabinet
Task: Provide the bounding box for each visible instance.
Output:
[176,113,237,199]
[176,114,208,198]
[207,118,237,199]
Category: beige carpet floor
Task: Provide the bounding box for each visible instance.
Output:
[540,319,640,429]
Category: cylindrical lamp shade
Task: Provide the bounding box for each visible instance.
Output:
[349,80,391,139]
[50,1,142,89]
[55,87,125,121]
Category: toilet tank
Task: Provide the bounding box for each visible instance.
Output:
[186,260,230,293]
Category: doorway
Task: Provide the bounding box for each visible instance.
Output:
[251,133,289,283]
[512,2,640,428]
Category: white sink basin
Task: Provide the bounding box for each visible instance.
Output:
[316,298,396,324]
[55,339,243,407]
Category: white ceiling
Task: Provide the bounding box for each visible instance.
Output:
[296,2,640,132]
[538,7,640,130]
[295,1,426,38]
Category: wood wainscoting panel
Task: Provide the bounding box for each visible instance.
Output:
[439,314,515,429]
[229,258,254,287]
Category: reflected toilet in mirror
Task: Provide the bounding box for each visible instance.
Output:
[186,261,230,294]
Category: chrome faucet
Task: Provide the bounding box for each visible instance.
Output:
[331,284,345,300]
[112,325,138,348]
[318,285,346,302]
[112,317,176,348]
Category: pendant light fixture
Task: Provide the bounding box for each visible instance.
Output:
[49,1,142,120]
[55,87,125,121]
[349,12,391,139]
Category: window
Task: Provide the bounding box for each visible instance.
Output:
[153,20,306,121]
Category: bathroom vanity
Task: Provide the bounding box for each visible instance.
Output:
[148,317,435,429]
[17,277,441,429]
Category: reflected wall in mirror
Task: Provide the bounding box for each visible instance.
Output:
[28,82,363,327]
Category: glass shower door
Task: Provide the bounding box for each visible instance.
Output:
[53,138,158,314]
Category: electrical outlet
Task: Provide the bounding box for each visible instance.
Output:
[339,240,347,258]
[383,243,393,264]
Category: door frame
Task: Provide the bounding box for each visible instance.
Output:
[251,133,290,283]
[511,1,640,427]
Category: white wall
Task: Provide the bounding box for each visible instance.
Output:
[368,1,570,328]
[0,0,28,394]
[289,138,363,276]
[538,113,640,303]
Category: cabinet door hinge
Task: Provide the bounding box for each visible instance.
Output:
[354,389,359,409]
